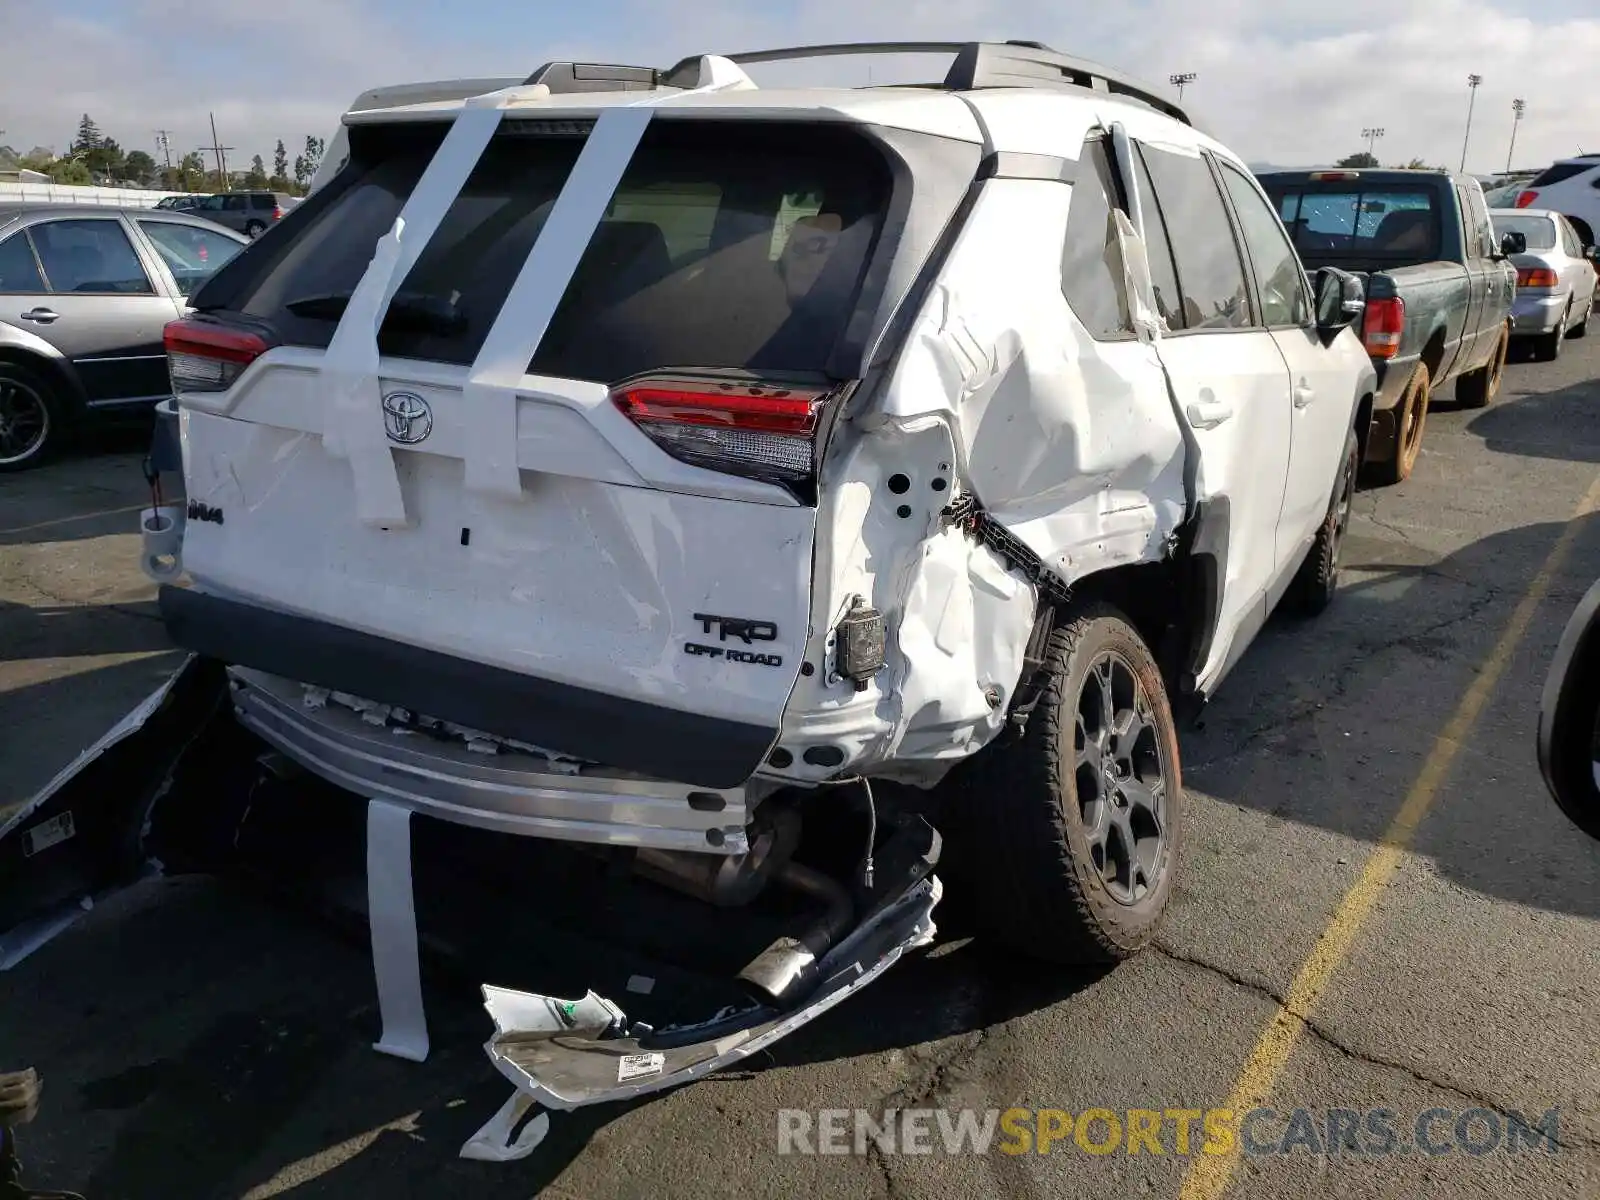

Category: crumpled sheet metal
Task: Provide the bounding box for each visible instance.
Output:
[875,177,1187,582]
[479,876,941,1110]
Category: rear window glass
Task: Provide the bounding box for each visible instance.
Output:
[530,121,890,383]
[1491,213,1557,251]
[1269,188,1440,261]
[206,119,891,383]
[1529,162,1593,188]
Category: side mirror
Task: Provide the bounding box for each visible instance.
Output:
[1314,267,1365,335]
[1500,230,1527,257]
[1538,575,1600,842]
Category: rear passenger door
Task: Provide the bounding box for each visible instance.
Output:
[1132,140,1295,692]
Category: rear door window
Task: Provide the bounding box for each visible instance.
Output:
[1140,146,1252,330]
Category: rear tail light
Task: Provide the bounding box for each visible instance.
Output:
[164,316,272,393]
[1362,296,1405,359]
[610,376,833,488]
[1517,267,1559,288]
[272,204,284,220]
[1515,190,1539,208]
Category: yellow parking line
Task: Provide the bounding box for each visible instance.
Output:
[0,503,147,536]
[1180,472,1600,1200]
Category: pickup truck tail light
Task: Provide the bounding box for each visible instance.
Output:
[1517,267,1559,289]
[611,375,831,488]
[1362,297,1405,359]
[165,316,273,393]
[1515,190,1539,209]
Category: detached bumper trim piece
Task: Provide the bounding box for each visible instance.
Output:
[159,585,776,789]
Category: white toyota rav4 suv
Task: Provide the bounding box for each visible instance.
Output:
[9,42,1376,1123]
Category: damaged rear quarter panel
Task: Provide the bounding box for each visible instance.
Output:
[771,176,1187,784]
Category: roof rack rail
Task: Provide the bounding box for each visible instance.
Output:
[522,61,663,93]
[660,40,1190,124]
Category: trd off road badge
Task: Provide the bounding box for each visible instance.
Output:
[685,612,783,668]
[381,391,433,445]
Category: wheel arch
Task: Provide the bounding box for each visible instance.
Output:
[0,339,88,419]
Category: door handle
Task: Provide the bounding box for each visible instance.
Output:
[1186,397,1235,429]
[1293,382,1315,409]
[19,307,58,324]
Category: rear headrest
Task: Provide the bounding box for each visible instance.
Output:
[1373,208,1436,252]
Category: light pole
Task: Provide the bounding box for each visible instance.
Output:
[1506,99,1525,173]
[1170,72,1196,102]
[1461,73,1482,173]
[1363,127,1386,159]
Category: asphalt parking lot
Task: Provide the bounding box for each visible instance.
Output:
[4,341,1600,1199]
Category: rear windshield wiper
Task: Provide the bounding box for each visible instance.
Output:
[285,289,467,333]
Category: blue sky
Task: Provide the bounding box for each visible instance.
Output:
[5,0,1597,176]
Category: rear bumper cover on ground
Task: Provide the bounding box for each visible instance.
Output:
[159,585,777,790]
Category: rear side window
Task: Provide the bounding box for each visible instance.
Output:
[1132,148,1187,332]
[0,233,46,293]
[1271,187,1440,261]
[1141,147,1252,330]
[530,121,890,383]
[1529,162,1592,188]
[1057,137,1133,340]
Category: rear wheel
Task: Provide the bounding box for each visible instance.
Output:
[1286,426,1359,617]
[1458,324,1509,406]
[1567,302,1588,339]
[1374,364,1429,485]
[956,604,1181,964]
[0,361,63,472]
[1534,307,1569,361]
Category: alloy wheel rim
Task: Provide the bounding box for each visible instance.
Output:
[0,380,48,465]
[1073,650,1170,906]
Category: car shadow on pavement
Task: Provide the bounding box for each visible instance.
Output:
[0,599,171,662]
[1180,508,1600,922]
[1466,377,1600,464]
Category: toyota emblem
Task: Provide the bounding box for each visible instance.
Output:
[381,391,433,445]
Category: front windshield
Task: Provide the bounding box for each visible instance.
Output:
[1491,213,1558,251]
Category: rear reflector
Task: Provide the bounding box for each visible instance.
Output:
[611,377,830,487]
[1515,190,1539,208]
[1517,267,1559,289]
[1362,296,1405,359]
[164,316,272,393]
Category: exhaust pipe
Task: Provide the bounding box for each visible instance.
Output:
[630,805,799,907]
[735,860,855,1007]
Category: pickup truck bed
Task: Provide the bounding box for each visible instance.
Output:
[1259,168,1516,483]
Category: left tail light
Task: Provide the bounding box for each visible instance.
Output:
[1517,267,1559,288]
[272,204,284,220]
[610,375,834,489]
[1362,296,1405,359]
[165,316,272,393]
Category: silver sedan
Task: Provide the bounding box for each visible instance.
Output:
[1491,207,1598,361]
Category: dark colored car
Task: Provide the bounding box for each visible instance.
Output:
[0,204,248,469]
[1258,169,1519,484]
[185,191,296,237]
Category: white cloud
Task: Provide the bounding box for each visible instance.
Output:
[2,0,1594,176]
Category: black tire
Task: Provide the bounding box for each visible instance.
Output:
[1457,324,1509,407]
[1534,310,1567,362]
[1537,606,1600,843]
[1285,426,1359,617]
[244,219,266,238]
[1373,364,1428,486]
[956,603,1182,964]
[1567,303,1588,339]
[0,360,65,472]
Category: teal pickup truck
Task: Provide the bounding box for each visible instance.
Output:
[1258,169,1519,485]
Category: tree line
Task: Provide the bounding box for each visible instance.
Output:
[13,114,326,194]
